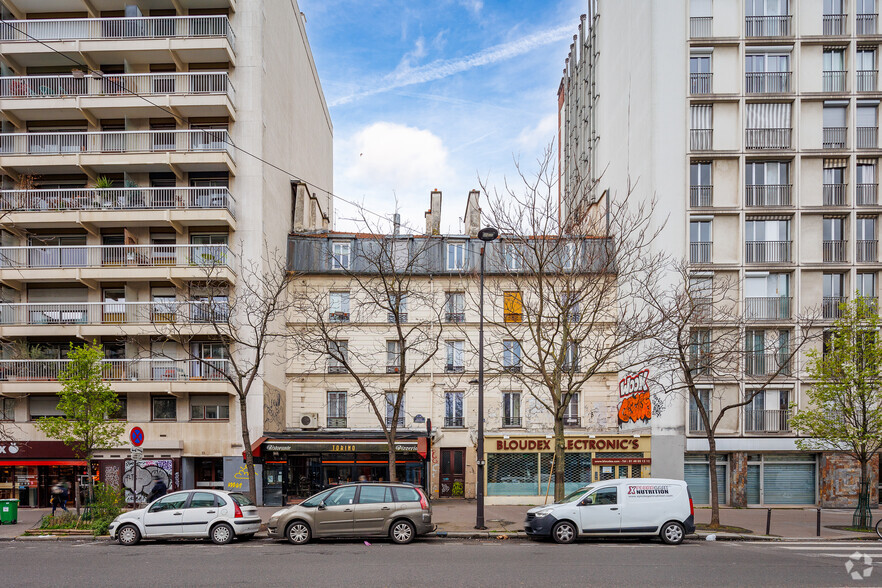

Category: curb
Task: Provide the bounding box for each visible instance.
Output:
[431,531,528,539]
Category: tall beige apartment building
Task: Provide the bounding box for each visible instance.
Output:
[0,0,332,506]
[559,0,881,507]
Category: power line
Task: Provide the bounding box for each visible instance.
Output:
[0,19,445,238]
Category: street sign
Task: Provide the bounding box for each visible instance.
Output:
[130,427,144,447]
[130,447,143,460]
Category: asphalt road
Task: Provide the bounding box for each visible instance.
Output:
[4,537,882,587]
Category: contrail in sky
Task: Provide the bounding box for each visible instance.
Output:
[330,23,573,107]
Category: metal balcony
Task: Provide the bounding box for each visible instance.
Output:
[445,364,465,374]
[0,358,229,382]
[823,70,848,92]
[445,312,465,323]
[328,312,350,323]
[745,241,791,263]
[823,240,847,262]
[690,73,713,95]
[823,14,847,35]
[745,72,791,94]
[690,185,713,207]
[745,15,792,37]
[858,70,878,92]
[745,352,791,376]
[744,297,792,320]
[563,416,580,427]
[745,184,791,207]
[0,300,228,326]
[502,416,523,428]
[690,242,712,264]
[857,239,878,262]
[0,187,235,217]
[0,16,235,50]
[0,72,234,102]
[0,244,233,270]
[327,417,347,428]
[746,128,791,149]
[823,296,847,319]
[857,13,878,35]
[823,183,846,206]
[443,416,464,428]
[0,129,234,159]
[858,126,879,149]
[744,408,791,433]
[690,16,712,38]
[823,127,847,149]
[690,129,712,151]
[858,183,878,206]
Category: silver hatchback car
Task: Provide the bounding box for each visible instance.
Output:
[267,483,433,545]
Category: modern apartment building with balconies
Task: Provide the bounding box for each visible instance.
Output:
[0,0,332,506]
[559,0,881,507]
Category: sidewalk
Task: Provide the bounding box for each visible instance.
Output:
[0,507,48,540]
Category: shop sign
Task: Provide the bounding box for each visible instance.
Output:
[490,436,645,453]
[592,457,651,466]
[264,441,419,453]
[0,441,77,459]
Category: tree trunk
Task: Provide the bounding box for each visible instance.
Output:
[708,436,720,529]
[238,395,257,504]
[387,445,398,483]
[854,458,873,529]
[553,417,566,502]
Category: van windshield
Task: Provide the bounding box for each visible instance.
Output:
[555,486,593,504]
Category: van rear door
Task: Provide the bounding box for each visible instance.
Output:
[578,486,621,534]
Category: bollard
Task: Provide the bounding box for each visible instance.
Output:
[765,508,771,535]
[817,508,821,537]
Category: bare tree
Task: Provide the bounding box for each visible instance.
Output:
[477,147,667,501]
[291,213,448,482]
[139,248,293,503]
[646,261,820,528]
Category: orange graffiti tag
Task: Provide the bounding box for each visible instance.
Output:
[618,391,651,424]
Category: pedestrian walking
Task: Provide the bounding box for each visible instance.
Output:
[147,475,167,503]
[50,479,68,516]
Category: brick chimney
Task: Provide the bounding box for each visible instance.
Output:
[425,190,442,235]
[464,190,481,237]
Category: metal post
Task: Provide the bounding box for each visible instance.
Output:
[765,508,771,535]
[476,245,486,530]
[816,508,821,537]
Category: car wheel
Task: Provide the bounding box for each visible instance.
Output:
[286,521,311,545]
[390,519,416,545]
[210,523,234,545]
[551,521,577,544]
[660,521,685,545]
[117,524,141,546]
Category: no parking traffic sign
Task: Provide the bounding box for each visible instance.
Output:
[130,427,145,447]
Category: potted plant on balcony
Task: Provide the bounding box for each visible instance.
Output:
[8,342,50,381]
[93,176,114,208]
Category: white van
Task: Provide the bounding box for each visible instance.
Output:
[524,478,695,545]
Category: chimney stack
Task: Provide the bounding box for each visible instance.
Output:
[425,190,442,235]
[393,213,401,236]
[464,190,481,238]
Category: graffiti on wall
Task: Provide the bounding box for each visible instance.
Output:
[618,369,651,426]
[124,459,173,503]
[264,385,285,432]
[104,464,121,489]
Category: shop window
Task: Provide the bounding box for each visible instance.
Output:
[190,395,229,420]
[0,397,14,420]
[152,396,177,421]
[487,452,539,496]
[503,291,522,322]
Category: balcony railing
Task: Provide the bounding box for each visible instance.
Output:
[690,73,713,95]
[744,297,792,320]
[746,184,791,207]
[823,14,847,35]
[746,128,791,149]
[858,183,879,206]
[690,185,713,207]
[443,416,464,428]
[445,312,465,323]
[385,417,405,427]
[823,183,846,206]
[0,358,229,382]
[0,72,234,103]
[0,244,233,271]
[690,129,712,150]
[745,72,791,94]
[327,417,347,428]
[745,15,791,37]
[445,364,465,374]
[858,70,878,92]
[327,364,347,374]
[745,352,791,376]
[0,300,228,326]
[690,16,712,38]
[858,239,879,262]
[823,127,847,149]
[328,312,350,323]
[0,129,234,160]
[0,16,235,50]
[688,409,709,433]
[745,240,791,263]
[690,242,712,264]
[823,240,847,262]
[823,296,847,318]
[745,408,791,433]
[502,416,523,428]
[857,13,878,35]
[823,70,847,92]
[0,187,235,217]
[858,126,879,149]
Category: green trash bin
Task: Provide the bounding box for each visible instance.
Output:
[0,499,18,524]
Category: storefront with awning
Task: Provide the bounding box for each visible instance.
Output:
[0,441,88,507]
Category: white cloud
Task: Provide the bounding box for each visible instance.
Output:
[516,112,558,150]
[395,37,427,74]
[458,0,484,15]
[330,22,573,106]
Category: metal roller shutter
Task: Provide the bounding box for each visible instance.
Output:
[684,463,727,504]
[763,463,815,504]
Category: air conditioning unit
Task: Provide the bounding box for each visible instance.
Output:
[300,413,319,429]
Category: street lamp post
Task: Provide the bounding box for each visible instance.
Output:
[475,226,498,530]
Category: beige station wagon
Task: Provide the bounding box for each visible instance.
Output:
[266,483,433,545]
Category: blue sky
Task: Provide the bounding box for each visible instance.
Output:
[297,0,585,234]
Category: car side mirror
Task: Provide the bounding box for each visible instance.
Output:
[317,500,326,510]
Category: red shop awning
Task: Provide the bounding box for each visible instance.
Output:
[0,460,87,466]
